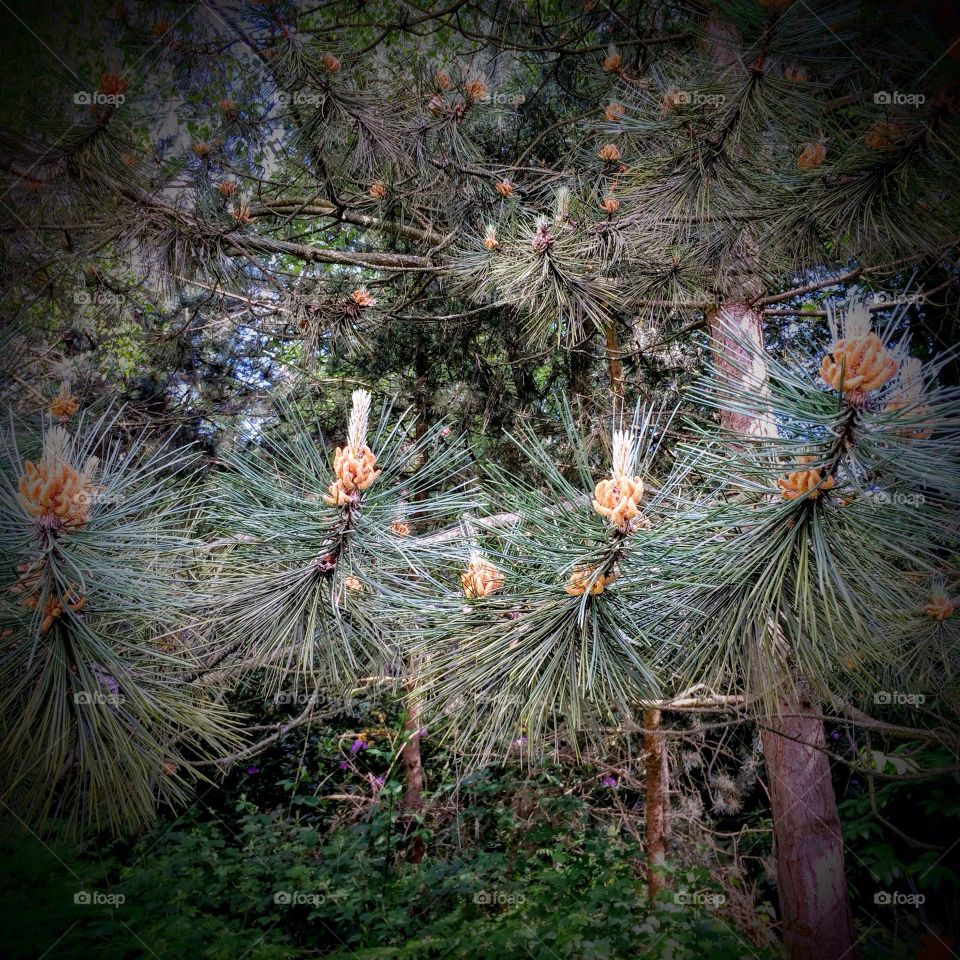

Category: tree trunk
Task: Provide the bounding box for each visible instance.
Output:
[603,318,625,418]
[568,334,593,433]
[707,303,858,960]
[401,664,426,863]
[643,707,668,903]
[399,334,431,862]
[761,694,856,960]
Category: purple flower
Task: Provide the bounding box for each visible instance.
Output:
[830,731,841,741]
[350,738,368,754]
[246,765,261,776]
[338,760,350,770]
[372,775,385,789]
[600,776,618,788]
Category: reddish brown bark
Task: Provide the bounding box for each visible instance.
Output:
[400,337,431,863]
[707,304,858,960]
[603,318,625,417]
[643,707,668,903]
[761,696,856,960]
[401,674,426,863]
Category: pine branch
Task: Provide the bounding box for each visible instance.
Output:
[249,199,440,245]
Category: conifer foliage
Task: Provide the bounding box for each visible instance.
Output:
[0,1,958,957]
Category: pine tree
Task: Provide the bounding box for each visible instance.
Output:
[1,2,958,957]
[0,406,239,835]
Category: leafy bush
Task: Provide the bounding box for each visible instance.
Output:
[1,787,781,960]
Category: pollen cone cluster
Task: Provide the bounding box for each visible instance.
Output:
[819,306,898,399]
[322,390,381,506]
[593,430,645,532]
[884,357,933,439]
[461,555,503,599]
[598,143,621,162]
[777,456,835,501]
[593,474,644,530]
[565,564,616,596]
[464,79,488,102]
[604,101,625,122]
[17,427,99,530]
[11,561,86,634]
[924,594,954,622]
[231,202,255,225]
[50,382,79,422]
[601,44,622,73]
[349,288,376,308]
[796,141,826,171]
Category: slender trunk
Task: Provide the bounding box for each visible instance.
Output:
[605,320,667,900]
[707,303,858,960]
[603,318,625,418]
[912,258,960,388]
[503,312,538,407]
[401,663,426,863]
[760,695,855,960]
[414,333,431,441]
[643,707,668,902]
[400,334,431,862]
[568,336,593,432]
